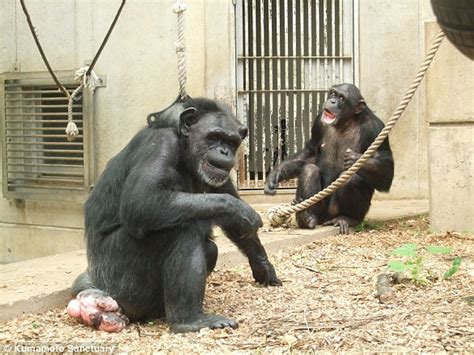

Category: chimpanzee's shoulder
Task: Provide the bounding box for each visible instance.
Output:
[110,127,180,167]
[127,127,179,148]
[363,109,385,132]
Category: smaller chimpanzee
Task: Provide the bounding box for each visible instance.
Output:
[68,97,281,333]
[265,83,394,234]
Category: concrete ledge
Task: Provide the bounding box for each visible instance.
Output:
[0,199,428,321]
[0,250,86,321]
[0,223,84,264]
[0,227,338,321]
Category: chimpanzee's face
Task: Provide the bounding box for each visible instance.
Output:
[321,84,365,127]
[181,110,248,187]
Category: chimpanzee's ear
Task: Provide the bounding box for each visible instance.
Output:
[239,126,248,140]
[355,100,366,115]
[179,107,198,136]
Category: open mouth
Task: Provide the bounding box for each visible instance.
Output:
[322,109,336,125]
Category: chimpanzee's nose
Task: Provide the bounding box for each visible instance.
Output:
[220,147,229,155]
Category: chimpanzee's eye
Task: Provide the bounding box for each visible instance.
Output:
[339,95,345,102]
[207,132,220,143]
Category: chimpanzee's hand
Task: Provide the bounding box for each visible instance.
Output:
[264,170,281,195]
[343,148,362,170]
[249,258,282,286]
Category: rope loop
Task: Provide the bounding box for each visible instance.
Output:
[267,205,293,227]
[267,30,446,227]
[65,66,101,141]
[172,2,187,13]
[74,66,100,93]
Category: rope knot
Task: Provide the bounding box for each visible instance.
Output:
[175,42,185,53]
[267,205,293,227]
[65,121,79,142]
[74,66,100,93]
[172,2,187,13]
[65,66,101,141]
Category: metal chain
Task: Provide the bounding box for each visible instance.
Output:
[267,30,446,227]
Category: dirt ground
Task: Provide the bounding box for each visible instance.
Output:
[1,216,473,353]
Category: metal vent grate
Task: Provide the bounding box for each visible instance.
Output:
[1,74,94,201]
[235,0,356,190]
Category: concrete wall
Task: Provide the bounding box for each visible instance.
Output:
[1,0,467,262]
[359,0,434,199]
[425,22,474,232]
[0,0,234,263]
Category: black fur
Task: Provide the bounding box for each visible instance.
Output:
[265,84,394,234]
[73,97,281,333]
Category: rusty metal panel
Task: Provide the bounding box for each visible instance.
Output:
[236,0,355,190]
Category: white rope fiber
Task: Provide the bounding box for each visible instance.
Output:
[173,1,188,101]
[66,66,101,142]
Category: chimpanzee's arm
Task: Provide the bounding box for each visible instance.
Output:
[265,118,323,194]
[269,147,314,180]
[213,180,266,250]
[343,119,394,192]
[213,181,281,286]
[356,146,394,191]
[118,150,260,238]
[119,180,259,238]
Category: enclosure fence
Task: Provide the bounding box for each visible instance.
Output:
[235,0,356,190]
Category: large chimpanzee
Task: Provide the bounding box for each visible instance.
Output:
[67,98,281,333]
[265,83,394,234]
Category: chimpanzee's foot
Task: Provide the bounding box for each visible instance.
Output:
[169,313,238,333]
[322,215,358,234]
[67,289,130,332]
[296,210,318,229]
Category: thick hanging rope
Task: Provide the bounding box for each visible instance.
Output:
[267,30,446,227]
[19,0,126,141]
[173,1,188,101]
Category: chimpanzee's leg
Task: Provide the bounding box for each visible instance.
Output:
[295,163,328,228]
[163,225,237,333]
[323,175,374,234]
[71,271,95,296]
[205,237,218,276]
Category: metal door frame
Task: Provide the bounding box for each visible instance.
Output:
[234,0,359,191]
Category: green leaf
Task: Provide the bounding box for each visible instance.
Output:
[427,245,453,255]
[443,256,462,279]
[388,260,407,272]
[390,244,418,257]
[405,260,415,271]
[452,256,462,267]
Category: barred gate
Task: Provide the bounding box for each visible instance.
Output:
[235,0,356,190]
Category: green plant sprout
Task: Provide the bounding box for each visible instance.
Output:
[387,243,462,285]
[354,220,384,232]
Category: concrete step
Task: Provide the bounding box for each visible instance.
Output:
[0,199,428,321]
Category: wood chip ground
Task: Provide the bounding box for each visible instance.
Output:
[1,216,473,353]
